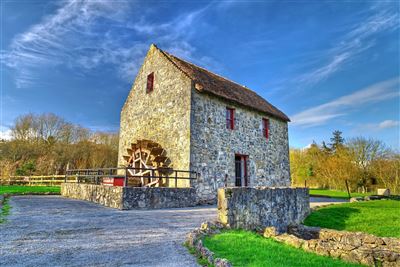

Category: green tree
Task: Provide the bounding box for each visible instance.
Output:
[15,161,36,176]
[329,130,344,152]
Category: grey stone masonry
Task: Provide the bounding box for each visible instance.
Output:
[61,183,124,209]
[218,187,309,232]
[272,224,400,267]
[118,45,192,188]
[122,187,196,209]
[191,92,290,203]
[61,183,196,210]
[118,44,291,203]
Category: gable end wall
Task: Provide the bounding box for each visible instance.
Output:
[118,46,192,186]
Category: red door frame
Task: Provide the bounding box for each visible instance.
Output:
[235,154,248,187]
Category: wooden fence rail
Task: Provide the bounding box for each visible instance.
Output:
[0,175,77,186]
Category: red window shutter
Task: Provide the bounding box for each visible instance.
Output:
[226,108,235,130]
[263,118,269,139]
[146,72,154,93]
[231,109,235,129]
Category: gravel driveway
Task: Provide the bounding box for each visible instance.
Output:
[0,196,216,267]
[0,195,346,267]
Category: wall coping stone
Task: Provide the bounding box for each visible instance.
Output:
[185,221,232,267]
[269,224,400,267]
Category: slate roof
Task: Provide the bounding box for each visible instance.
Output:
[157,45,290,122]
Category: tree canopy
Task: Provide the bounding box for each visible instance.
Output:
[0,113,118,176]
[291,131,399,194]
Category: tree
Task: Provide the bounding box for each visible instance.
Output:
[2,113,119,176]
[329,130,344,152]
[15,161,36,176]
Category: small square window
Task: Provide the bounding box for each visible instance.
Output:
[226,108,235,130]
[146,72,154,93]
[262,118,270,139]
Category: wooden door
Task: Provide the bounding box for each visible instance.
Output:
[235,155,248,187]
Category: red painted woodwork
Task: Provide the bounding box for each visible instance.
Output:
[262,118,269,139]
[235,154,248,187]
[146,72,154,93]
[102,177,124,186]
[226,107,235,130]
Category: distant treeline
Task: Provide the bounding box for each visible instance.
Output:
[290,131,399,194]
[0,113,118,176]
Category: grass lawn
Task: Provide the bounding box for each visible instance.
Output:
[0,197,11,223]
[0,185,60,195]
[309,189,373,199]
[203,230,362,267]
[304,200,400,238]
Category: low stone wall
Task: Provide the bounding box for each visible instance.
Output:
[268,224,400,267]
[218,187,309,232]
[122,187,196,209]
[186,221,232,267]
[61,183,124,209]
[61,183,197,210]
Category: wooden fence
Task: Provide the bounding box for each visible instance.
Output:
[0,175,77,186]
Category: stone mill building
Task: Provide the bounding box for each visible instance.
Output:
[118,44,291,203]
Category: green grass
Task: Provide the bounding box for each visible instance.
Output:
[0,197,11,223]
[185,243,212,267]
[203,230,362,267]
[304,200,400,238]
[309,189,373,199]
[0,185,60,195]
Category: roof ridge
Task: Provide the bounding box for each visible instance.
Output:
[153,45,194,82]
[152,44,289,122]
[163,49,251,90]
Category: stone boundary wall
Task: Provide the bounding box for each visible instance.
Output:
[61,183,197,210]
[267,224,400,267]
[122,187,196,209]
[185,221,232,267]
[218,187,309,232]
[61,183,124,209]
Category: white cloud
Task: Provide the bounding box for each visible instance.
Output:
[378,120,399,129]
[2,0,219,88]
[291,78,400,127]
[296,4,399,85]
[0,127,12,140]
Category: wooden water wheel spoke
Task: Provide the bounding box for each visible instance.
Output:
[124,140,170,187]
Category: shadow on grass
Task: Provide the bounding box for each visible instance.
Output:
[304,206,360,231]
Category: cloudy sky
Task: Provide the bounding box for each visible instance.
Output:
[2,0,399,148]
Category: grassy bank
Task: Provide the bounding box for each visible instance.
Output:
[0,185,60,195]
[304,200,400,238]
[0,197,11,223]
[202,230,361,267]
[309,189,372,199]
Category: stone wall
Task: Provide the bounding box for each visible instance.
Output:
[61,183,124,209]
[190,91,290,203]
[122,187,196,209]
[118,44,291,202]
[118,44,192,187]
[217,187,309,232]
[271,224,400,267]
[61,183,196,210]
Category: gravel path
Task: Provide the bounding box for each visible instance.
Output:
[0,196,216,267]
[0,195,346,266]
[309,196,348,208]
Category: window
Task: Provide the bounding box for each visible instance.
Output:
[262,118,270,139]
[146,72,154,93]
[226,108,235,129]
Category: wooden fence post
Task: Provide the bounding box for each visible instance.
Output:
[345,179,351,199]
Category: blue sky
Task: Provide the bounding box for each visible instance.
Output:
[1,0,399,148]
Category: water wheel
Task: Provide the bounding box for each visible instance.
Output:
[122,140,172,187]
